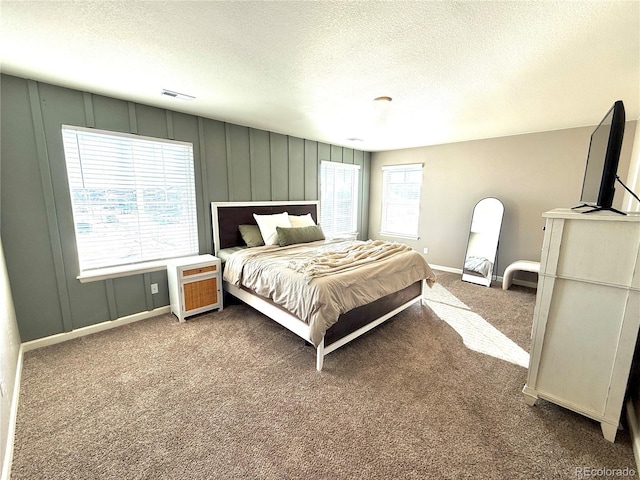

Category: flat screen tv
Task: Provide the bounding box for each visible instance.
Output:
[576,100,625,214]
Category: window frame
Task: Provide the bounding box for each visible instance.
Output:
[319,160,361,239]
[379,163,423,240]
[61,125,199,282]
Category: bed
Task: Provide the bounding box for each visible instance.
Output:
[211,200,436,370]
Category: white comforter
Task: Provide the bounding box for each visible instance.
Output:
[464,255,493,277]
[224,239,436,346]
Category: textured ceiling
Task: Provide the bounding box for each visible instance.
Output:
[1,1,639,151]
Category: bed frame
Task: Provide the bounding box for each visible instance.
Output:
[211,201,425,371]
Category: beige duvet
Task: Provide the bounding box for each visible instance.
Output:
[223,239,436,346]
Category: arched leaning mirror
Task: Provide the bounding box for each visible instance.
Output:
[462,197,504,287]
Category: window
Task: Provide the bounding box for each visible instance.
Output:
[320,161,360,238]
[61,125,198,276]
[380,163,423,239]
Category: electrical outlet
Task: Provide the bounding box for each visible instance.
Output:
[151,283,159,294]
[423,247,429,254]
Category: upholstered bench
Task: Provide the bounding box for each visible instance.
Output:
[502,260,540,290]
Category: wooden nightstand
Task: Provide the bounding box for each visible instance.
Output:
[167,254,223,322]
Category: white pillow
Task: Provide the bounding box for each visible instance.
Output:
[289,213,316,228]
[253,212,291,245]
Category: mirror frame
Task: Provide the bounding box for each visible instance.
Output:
[461,197,504,287]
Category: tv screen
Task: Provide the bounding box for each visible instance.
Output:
[578,100,625,212]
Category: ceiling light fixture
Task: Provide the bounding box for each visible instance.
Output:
[374,96,392,102]
[161,89,195,101]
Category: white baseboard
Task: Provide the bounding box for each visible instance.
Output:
[1,345,23,480]
[21,306,171,352]
[2,306,171,479]
[626,397,640,475]
[430,265,538,289]
[430,264,462,275]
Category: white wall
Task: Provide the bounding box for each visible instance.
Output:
[0,238,22,480]
[623,118,640,212]
[368,122,637,279]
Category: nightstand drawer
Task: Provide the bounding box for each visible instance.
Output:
[183,264,217,277]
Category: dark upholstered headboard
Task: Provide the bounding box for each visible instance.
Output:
[211,201,319,254]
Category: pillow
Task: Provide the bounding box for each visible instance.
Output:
[253,212,291,246]
[276,225,325,247]
[289,213,316,228]
[238,224,264,247]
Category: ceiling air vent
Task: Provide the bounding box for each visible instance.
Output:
[161,89,195,101]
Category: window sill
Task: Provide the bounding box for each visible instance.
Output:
[77,260,171,283]
[379,231,419,240]
[328,232,358,241]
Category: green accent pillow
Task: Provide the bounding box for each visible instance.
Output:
[276,225,325,247]
[239,224,265,247]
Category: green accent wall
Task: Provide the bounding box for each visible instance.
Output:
[0,74,371,341]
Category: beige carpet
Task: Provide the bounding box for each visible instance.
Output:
[11,272,637,479]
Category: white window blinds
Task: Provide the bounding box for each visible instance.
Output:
[320,161,360,238]
[380,163,423,239]
[61,125,199,274]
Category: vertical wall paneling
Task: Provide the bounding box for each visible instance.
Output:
[172,112,205,253]
[362,152,371,238]
[135,104,169,139]
[128,102,138,134]
[166,110,174,139]
[143,273,154,312]
[105,279,118,320]
[331,145,343,163]
[362,152,371,239]
[354,150,365,238]
[317,142,331,217]
[41,84,113,331]
[203,119,229,203]
[344,148,354,164]
[350,148,363,238]
[288,137,305,200]
[318,143,331,163]
[1,75,66,340]
[226,124,252,201]
[270,133,289,200]
[249,128,272,200]
[113,275,147,318]
[2,75,372,341]
[27,80,74,332]
[92,95,130,133]
[150,270,170,309]
[83,92,95,127]
[225,123,235,198]
[197,118,212,253]
[304,140,318,200]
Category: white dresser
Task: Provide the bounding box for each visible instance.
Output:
[523,208,640,442]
